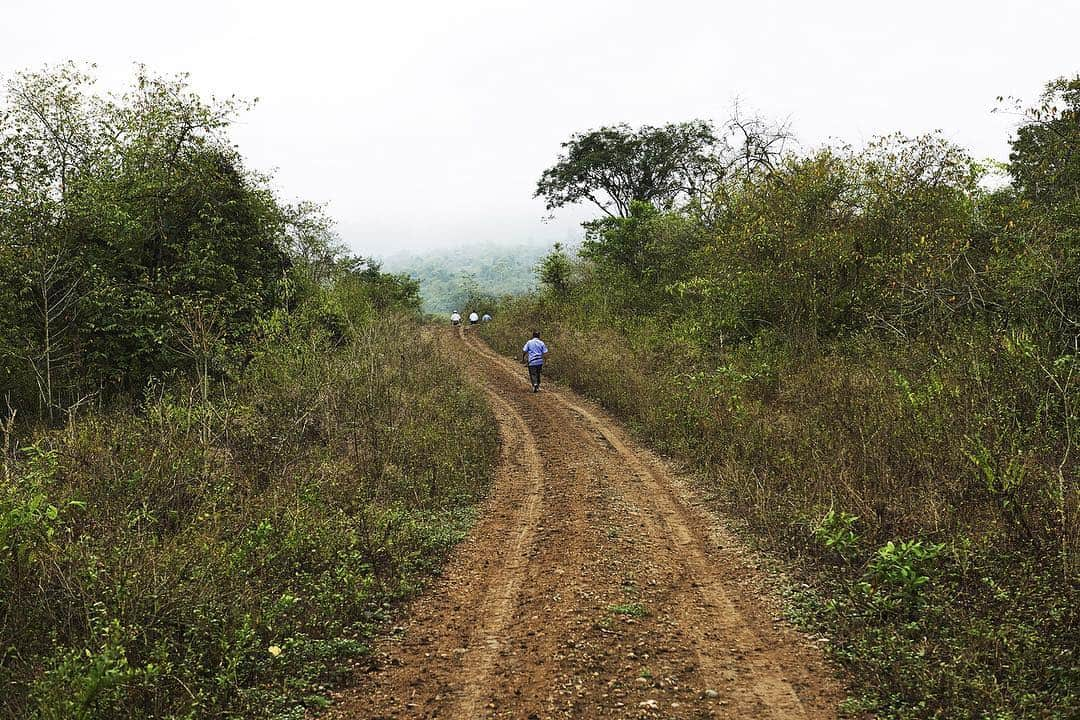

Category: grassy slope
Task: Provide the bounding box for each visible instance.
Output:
[481,301,1078,720]
[1,316,496,719]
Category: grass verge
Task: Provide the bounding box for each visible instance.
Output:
[1,316,496,719]
[481,303,1077,719]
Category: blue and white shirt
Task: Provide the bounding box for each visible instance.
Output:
[522,338,548,366]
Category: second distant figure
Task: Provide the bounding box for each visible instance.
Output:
[521,331,548,393]
[469,311,480,325]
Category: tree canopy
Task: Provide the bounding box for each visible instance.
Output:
[535,114,790,219]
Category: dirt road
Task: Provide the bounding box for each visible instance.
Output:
[329,327,842,719]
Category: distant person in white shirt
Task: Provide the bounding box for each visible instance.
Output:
[469,311,480,325]
[481,313,492,322]
[450,311,461,326]
[521,331,549,393]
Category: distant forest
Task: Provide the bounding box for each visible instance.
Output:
[381,240,569,314]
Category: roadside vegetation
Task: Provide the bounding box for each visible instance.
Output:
[0,64,496,719]
[483,79,1079,718]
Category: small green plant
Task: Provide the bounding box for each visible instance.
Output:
[608,602,648,618]
[30,607,160,720]
[966,437,1027,509]
[867,539,945,597]
[813,508,860,558]
[1,443,83,581]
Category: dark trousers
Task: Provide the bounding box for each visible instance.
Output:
[528,364,542,388]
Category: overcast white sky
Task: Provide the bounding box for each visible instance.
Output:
[3,0,1077,255]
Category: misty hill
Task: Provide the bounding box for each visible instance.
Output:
[382,240,564,314]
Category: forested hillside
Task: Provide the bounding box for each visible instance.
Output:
[0,65,495,719]
[483,79,1079,718]
[381,240,560,315]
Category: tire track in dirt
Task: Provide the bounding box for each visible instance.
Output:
[460,329,838,718]
[455,386,544,718]
[553,399,806,716]
[326,333,549,718]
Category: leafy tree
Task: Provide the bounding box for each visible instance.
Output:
[536,121,722,218]
[538,242,574,296]
[0,64,292,416]
[581,202,703,312]
[1007,75,1080,209]
[998,75,1080,351]
[535,114,789,219]
[282,200,347,291]
[343,257,421,313]
[0,64,96,413]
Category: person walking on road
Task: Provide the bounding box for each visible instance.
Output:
[450,310,461,326]
[521,331,548,393]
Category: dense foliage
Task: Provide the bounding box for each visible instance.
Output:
[0,64,419,421]
[485,77,1079,718]
[1,65,493,718]
[1,310,494,720]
